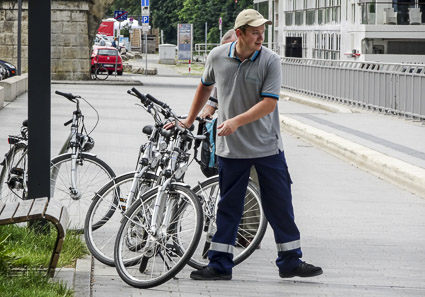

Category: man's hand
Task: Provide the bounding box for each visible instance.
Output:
[217,118,239,136]
[163,118,192,130]
[199,105,216,119]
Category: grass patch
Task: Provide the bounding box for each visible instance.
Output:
[0,223,88,268]
[0,271,73,297]
[0,223,88,296]
[170,61,205,76]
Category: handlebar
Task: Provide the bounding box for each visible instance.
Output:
[146,93,169,109]
[129,88,149,106]
[55,90,79,102]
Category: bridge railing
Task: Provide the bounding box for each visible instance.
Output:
[281,58,425,120]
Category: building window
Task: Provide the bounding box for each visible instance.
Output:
[295,11,304,25]
[306,9,315,25]
[318,8,324,24]
[286,12,294,26]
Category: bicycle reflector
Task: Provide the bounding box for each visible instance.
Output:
[8,136,20,145]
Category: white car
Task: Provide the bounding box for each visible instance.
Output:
[94,34,112,47]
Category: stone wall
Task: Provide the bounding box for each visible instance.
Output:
[0,0,114,80]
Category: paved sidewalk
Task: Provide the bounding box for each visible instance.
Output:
[1,53,424,296]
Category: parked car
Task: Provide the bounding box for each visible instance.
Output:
[94,34,113,47]
[0,59,16,78]
[0,64,8,80]
[90,46,123,75]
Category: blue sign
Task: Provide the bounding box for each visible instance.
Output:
[114,10,128,21]
[142,16,149,24]
[141,0,149,6]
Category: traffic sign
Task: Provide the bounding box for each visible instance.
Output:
[141,0,149,6]
[142,15,149,24]
[114,10,128,21]
[142,6,149,16]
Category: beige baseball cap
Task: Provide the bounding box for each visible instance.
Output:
[234,9,272,29]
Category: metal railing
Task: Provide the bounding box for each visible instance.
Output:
[281,58,425,120]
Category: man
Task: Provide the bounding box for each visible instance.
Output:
[200,28,261,250]
[178,9,323,280]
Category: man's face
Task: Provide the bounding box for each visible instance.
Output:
[238,25,265,52]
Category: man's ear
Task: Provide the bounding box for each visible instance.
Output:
[235,28,243,38]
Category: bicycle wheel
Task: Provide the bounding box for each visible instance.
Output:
[50,152,115,232]
[188,175,267,269]
[84,171,155,266]
[114,184,203,288]
[0,143,28,203]
[95,66,109,80]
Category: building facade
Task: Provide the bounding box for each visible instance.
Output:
[254,0,425,63]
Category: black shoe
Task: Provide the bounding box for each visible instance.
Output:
[190,266,232,280]
[279,262,323,278]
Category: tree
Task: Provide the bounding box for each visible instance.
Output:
[104,0,253,45]
[178,0,253,44]
[106,0,141,16]
[151,0,184,44]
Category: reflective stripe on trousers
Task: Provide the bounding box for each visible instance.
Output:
[208,152,302,275]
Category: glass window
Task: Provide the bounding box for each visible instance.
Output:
[295,11,304,25]
[286,12,294,26]
[306,10,315,24]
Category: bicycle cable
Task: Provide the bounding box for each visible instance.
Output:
[79,96,100,136]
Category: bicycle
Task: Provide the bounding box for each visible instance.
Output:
[113,89,204,288]
[0,120,28,203]
[85,90,171,266]
[90,60,109,81]
[188,175,267,269]
[0,91,116,232]
[84,88,266,287]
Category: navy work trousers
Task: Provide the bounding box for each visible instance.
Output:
[208,151,302,274]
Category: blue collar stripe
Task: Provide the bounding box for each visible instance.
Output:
[229,41,236,58]
[251,50,260,61]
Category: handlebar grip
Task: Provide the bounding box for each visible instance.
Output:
[55,90,76,101]
[64,119,73,126]
[146,94,168,109]
[130,88,149,105]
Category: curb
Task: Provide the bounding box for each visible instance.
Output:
[280,115,425,200]
[52,80,143,86]
[73,255,92,297]
[280,90,353,114]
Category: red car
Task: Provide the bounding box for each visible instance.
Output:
[91,46,123,75]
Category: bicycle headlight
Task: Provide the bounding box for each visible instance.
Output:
[82,136,95,152]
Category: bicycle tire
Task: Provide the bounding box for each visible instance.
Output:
[0,143,28,203]
[188,175,267,269]
[114,184,203,288]
[95,66,109,80]
[84,171,155,266]
[50,152,115,232]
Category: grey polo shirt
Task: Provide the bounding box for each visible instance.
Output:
[201,41,284,159]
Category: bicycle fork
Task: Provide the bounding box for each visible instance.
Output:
[69,147,81,200]
[139,178,177,272]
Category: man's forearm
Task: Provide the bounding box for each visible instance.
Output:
[233,97,277,127]
[186,82,214,124]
